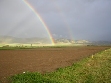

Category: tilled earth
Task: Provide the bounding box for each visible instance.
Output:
[0,46,110,82]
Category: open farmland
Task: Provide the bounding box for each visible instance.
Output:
[0,46,110,82]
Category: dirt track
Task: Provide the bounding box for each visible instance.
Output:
[0,46,110,82]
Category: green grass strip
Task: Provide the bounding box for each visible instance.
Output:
[9,48,111,83]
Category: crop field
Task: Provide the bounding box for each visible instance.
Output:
[0,46,111,83]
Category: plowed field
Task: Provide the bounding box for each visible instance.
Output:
[0,46,110,82]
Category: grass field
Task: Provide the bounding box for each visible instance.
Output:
[0,45,85,51]
[9,48,111,83]
[0,43,87,50]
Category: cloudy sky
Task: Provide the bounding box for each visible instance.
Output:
[0,0,111,41]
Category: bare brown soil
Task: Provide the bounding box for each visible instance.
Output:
[0,46,110,82]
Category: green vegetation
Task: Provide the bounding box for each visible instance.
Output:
[0,45,83,50]
[9,72,58,83]
[9,48,111,83]
[0,43,87,50]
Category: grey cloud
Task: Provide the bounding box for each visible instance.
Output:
[0,0,111,41]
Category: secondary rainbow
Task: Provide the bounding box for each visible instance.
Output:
[23,0,54,45]
[52,0,74,40]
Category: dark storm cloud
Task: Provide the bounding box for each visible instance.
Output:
[0,0,111,41]
[27,0,111,41]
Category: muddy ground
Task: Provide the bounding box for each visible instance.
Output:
[0,46,110,82]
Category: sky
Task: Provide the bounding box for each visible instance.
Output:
[0,0,111,41]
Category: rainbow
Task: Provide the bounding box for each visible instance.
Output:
[23,0,54,45]
[52,0,74,40]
